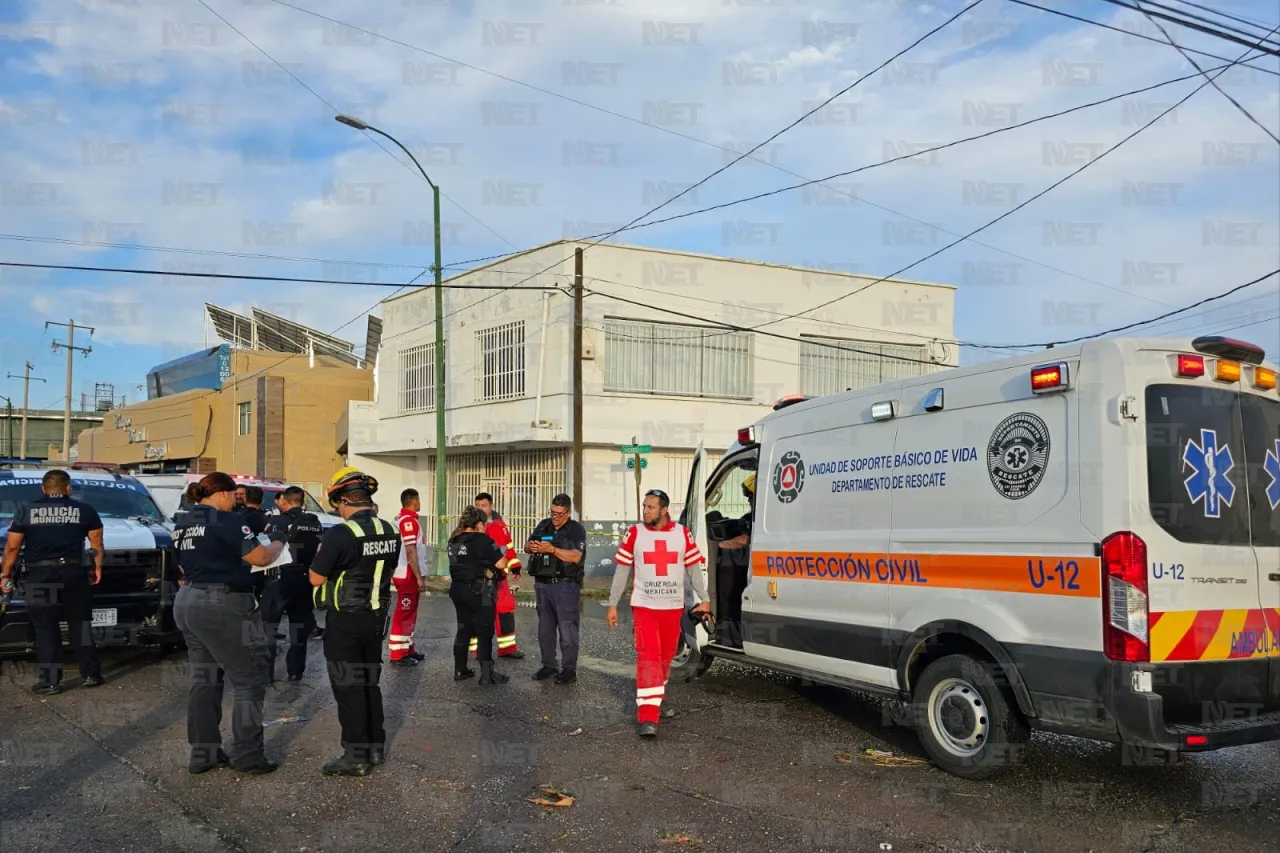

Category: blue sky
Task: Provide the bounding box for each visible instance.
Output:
[1,0,1277,410]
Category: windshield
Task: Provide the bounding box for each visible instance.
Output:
[0,478,167,522]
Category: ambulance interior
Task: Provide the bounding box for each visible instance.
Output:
[702,456,758,648]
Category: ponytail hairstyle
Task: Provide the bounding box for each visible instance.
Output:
[450,506,487,542]
[183,472,237,505]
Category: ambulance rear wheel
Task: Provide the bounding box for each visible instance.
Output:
[912,654,1029,780]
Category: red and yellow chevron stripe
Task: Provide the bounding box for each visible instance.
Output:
[1149,609,1280,662]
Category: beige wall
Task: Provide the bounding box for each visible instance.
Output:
[73,350,371,485]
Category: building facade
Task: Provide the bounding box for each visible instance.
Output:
[0,409,103,461]
[70,348,372,492]
[345,241,957,567]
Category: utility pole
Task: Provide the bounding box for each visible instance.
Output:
[0,396,11,458]
[572,248,584,516]
[5,362,45,459]
[46,319,94,459]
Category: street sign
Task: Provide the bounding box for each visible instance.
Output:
[626,458,648,470]
[620,444,652,455]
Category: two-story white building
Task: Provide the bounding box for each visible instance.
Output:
[342,240,957,559]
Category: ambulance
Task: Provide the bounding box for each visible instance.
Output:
[676,335,1280,778]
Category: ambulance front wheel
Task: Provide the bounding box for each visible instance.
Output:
[669,634,715,681]
[911,654,1030,780]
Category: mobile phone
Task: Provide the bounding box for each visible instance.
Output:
[540,536,554,542]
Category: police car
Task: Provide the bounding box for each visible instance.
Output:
[675,335,1280,778]
[0,463,183,655]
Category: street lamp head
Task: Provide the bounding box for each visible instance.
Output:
[335,114,369,130]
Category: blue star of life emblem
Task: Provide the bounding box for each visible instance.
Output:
[1182,428,1236,519]
[1264,439,1280,511]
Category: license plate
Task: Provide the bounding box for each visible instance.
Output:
[91,608,117,627]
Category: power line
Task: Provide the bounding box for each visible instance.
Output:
[260,0,1151,305]
[1132,0,1280,143]
[1091,0,1280,54]
[982,268,1279,348]
[192,0,520,255]
[0,261,567,289]
[1003,0,1280,70]
[617,0,989,230]
[1135,0,1280,45]
[0,233,431,270]
[744,36,1279,333]
[1165,0,1280,32]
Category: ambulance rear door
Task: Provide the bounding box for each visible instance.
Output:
[1240,381,1280,707]
[1141,359,1273,723]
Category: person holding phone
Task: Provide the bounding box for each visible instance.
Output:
[525,494,587,685]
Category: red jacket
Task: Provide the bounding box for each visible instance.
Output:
[484,513,520,614]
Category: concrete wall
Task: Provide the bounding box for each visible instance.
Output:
[354,240,957,457]
[72,349,372,486]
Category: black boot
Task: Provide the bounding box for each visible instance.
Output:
[478,660,509,685]
[454,649,474,681]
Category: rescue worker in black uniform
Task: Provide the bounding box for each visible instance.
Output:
[309,467,400,777]
[714,474,755,649]
[173,472,288,774]
[261,486,323,684]
[447,506,511,685]
[0,469,105,694]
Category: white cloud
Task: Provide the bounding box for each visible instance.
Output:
[0,0,1277,402]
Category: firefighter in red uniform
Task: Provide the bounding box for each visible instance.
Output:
[470,493,525,659]
[606,489,710,738]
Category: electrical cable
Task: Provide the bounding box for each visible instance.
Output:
[192,0,520,255]
[1165,0,1280,32]
[1004,0,1280,68]
[0,233,433,270]
[375,55,1251,352]
[1132,0,1280,143]
[1092,0,1280,55]
[740,33,1280,334]
[259,0,1159,305]
[0,261,566,289]
[1133,0,1280,45]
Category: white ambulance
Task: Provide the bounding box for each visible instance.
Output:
[676,335,1280,778]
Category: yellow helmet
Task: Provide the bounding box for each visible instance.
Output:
[327,466,378,507]
[743,474,757,495]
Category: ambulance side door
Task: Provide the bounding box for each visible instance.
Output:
[747,407,898,688]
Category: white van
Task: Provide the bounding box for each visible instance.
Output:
[169,473,340,529]
[676,335,1280,778]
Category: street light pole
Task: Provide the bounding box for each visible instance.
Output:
[336,114,449,576]
[6,362,46,460]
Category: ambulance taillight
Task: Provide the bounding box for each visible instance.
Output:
[1101,532,1150,663]
[1030,363,1069,394]
[1175,354,1205,377]
[737,427,755,445]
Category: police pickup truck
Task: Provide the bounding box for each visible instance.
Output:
[0,463,183,656]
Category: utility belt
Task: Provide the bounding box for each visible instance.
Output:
[186,582,256,594]
[21,557,88,576]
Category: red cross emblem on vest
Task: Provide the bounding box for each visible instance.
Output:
[642,538,680,577]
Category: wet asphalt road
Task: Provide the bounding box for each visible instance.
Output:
[2,595,1279,853]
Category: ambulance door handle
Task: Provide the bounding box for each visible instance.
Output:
[1268,573,1280,582]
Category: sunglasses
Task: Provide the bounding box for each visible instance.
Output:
[645,490,669,501]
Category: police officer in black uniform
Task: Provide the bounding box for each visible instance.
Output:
[261,486,323,684]
[308,467,400,777]
[173,472,288,775]
[447,506,511,685]
[1,469,105,694]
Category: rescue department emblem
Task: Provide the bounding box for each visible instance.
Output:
[772,450,805,503]
[987,413,1050,500]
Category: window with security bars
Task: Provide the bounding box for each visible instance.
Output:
[419,449,569,547]
[798,335,933,396]
[398,343,435,414]
[604,317,752,400]
[475,321,526,402]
